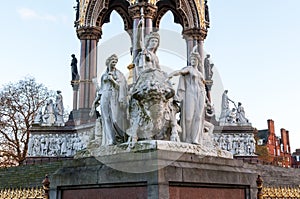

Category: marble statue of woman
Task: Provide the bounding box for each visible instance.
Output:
[236,102,249,124]
[43,99,55,126]
[90,54,128,146]
[167,48,206,145]
[219,90,234,122]
[134,29,161,81]
[55,90,64,126]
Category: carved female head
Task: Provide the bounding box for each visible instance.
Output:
[145,32,160,52]
[189,46,203,73]
[105,54,118,72]
[189,52,201,68]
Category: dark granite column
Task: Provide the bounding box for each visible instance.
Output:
[72,26,101,125]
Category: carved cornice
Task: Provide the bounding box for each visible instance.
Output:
[76,26,102,41]
[182,28,207,41]
[128,3,157,19]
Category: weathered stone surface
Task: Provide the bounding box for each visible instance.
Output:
[50,152,256,199]
[91,140,231,157]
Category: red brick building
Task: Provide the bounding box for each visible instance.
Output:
[257,119,292,167]
[292,149,300,168]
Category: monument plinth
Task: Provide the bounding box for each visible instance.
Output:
[27,1,261,199]
[50,152,257,199]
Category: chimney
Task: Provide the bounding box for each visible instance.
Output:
[267,119,275,135]
[286,130,291,154]
[281,128,287,153]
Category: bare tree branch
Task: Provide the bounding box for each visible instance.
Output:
[0,76,54,167]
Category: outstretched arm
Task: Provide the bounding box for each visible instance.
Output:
[167,67,189,80]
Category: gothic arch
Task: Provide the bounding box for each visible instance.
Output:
[80,0,203,35]
[83,0,132,31]
[74,0,209,122]
[154,3,183,30]
[84,0,108,27]
[96,1,132,31]
[154,0,200,31]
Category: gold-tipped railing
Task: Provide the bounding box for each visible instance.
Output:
[0,187,44,199]
[257,175,300,199]
[0,174,50,199]
[262,186,300,198]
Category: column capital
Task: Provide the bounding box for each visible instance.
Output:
[76,26,102,41]
[182,28,208,41]
[128,3,157,19]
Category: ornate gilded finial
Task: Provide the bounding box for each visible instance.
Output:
[256,175,263,199]
[42,174,50,199]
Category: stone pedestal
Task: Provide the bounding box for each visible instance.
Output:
[213,125,257,157]
[50,148,258,199]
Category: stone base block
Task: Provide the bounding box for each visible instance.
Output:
[50,150,257,199]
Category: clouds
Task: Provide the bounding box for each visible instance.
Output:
[17,7,68,23]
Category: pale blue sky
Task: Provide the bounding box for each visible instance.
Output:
[0,1,299,152]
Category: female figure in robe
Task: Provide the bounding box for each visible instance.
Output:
[90,54,128,145]
[134,29,161,81]
[167,50,206,144]
[236,102,249,124]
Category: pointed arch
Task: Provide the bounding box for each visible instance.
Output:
[96,0,132,31]
[154,0,200,30]
[83,0,132,31]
